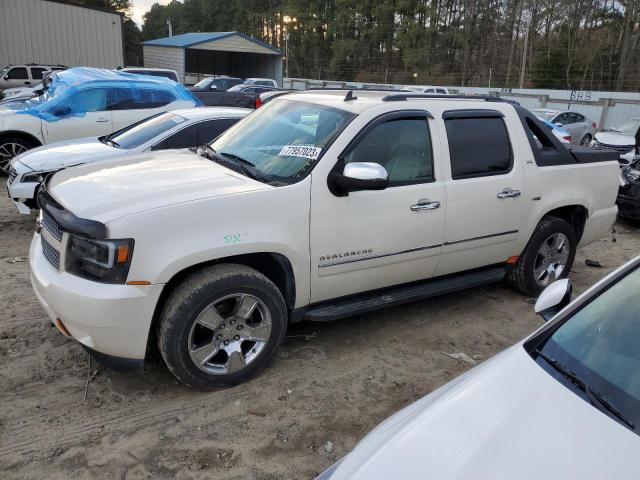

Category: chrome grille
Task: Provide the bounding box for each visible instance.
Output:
[42,212,63,241]
[41,236,60,270]
[8,167,17,184]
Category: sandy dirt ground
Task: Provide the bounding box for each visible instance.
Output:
[1,191,638,479]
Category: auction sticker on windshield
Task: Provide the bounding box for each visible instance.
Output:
[278,145,322,160]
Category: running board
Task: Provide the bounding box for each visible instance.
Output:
[303,267,505,322]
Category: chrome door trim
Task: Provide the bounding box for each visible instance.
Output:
[444,229,519,246]
[319,243,443,268]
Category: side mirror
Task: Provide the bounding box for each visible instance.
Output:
[331,162,389,194]
[535,279,572,321]
[554,122,564,127]
[209,85,218,90]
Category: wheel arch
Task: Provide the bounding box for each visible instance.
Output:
[539,204,588,243]
[146,252,296,358]
[0,130,43,147]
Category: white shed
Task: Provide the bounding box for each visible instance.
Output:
[0,0,124,69]
[143,32,284,86]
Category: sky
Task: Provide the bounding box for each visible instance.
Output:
[130,0,174,27]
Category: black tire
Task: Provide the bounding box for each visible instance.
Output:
[158,264,288,390]
[506,217,577,296]
[0,136,37,175]
[580,134,592,146]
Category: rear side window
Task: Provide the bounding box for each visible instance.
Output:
[108,88,175,110]
[163,124,198,149]
[197,119,239,144]
[445,116,512,179]
[30,67,47,80]
[6,67,28,79]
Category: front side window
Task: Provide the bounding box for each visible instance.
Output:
[70,88,107,112]
[6,67,28,80]
[445,116,512,179]
[555,113,571,125]
[531,265,640,433]
[343,118,434,185]
[210,99,354,182]
[110,112,187,149]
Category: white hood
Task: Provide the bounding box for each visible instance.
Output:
[17,137,118,172]
[47,149,270,223]
[331,346,639,480]
[595,131,635,147]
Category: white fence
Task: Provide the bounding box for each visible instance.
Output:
[283,78,640,129]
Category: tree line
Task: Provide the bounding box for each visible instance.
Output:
[54,0,640,91]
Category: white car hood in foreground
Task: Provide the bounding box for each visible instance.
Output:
[47,150,270,223]
[331,346,639,480]
[595,131,635,146]
[17,137,118,172]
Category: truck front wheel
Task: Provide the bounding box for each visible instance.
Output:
[507,217,577,296]
[158,264,288,389]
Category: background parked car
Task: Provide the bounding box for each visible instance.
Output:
[0,67,201,174]
[118,67,180,83]
[316,255,640,479]
[403,85,450,94]
[7,107,250,214]
[189,76,243,92]
[591,118,640,166]
[242,78,278,88]
[531,108,597,145]
[0,64,66,90]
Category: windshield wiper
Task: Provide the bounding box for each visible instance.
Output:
[198,146,268,183]
[219,151,270,183]
[588,385,635,429]
[534,349,635,429]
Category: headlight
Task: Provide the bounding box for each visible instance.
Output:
[589,139,598,147]
[65,235,134,284]
[22,171,54,183]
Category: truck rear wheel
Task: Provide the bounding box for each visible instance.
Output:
[158,264,287,389]
[507,217,577,296]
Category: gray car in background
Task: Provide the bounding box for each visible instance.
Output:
[531,109,597,146]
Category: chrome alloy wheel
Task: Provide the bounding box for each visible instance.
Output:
[0,142,28,173]
[188,294,272,375]
[534,233,570,287]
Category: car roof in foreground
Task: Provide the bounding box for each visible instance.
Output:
[170,106,252,120]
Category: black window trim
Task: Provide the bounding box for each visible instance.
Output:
[443,110,514,180]
[335,109,437,189]
[150,116,240,150]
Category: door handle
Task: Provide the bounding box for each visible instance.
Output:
[497,189,521,199]
[410,200,441,211]
[95,118,109,123]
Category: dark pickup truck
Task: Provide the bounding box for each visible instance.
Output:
[190,85,280,109]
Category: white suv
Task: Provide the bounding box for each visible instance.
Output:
[0,64,66,90]
[29,91,619,389]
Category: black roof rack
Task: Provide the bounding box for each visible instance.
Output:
[382,93,506,102]
[302,87,411,93]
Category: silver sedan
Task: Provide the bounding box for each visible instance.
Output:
[532,109,597,145]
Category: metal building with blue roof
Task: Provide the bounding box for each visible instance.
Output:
[142,32,284,86]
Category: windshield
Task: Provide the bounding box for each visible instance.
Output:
[614,119,640,135]
[532,110,557,122]
[109,112,186,149]
[194,78,213,89]
[533,265,640,432]
[210,99,355,183]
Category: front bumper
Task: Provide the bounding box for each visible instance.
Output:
[29,233,164,363]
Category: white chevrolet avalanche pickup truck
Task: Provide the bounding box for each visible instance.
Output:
[29,91,620,389]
